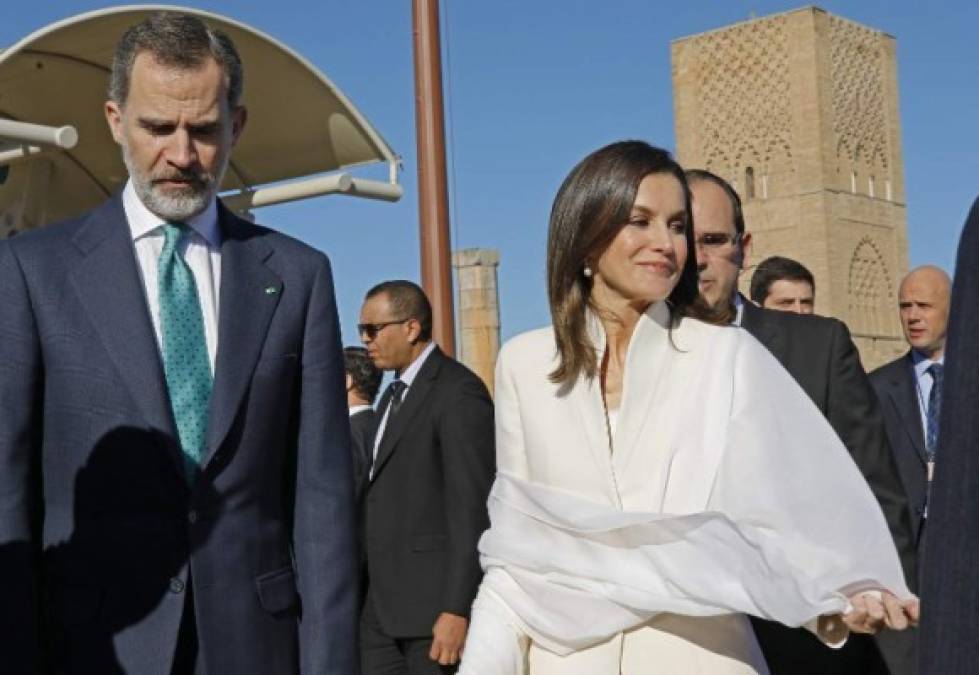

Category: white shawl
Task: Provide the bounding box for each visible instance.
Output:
[459,306,911,674]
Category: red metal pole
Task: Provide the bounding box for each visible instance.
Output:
[412,0,456,356]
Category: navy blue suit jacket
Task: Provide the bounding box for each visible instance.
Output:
[870,352,929,560]
[919,196,979,674]
[0,196,359,674]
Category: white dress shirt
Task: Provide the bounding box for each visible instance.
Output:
[123,181,222,372]
[370,341,436,477]
[731,292,746,326]
[349,404,372,418]
[911,349,945,439]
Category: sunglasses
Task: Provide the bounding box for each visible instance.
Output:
[357,318,410,340]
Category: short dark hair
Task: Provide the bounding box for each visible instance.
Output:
[110,12,244,108]
[547,140,727,385]
[365,280,433,342]
[749,256,816,304]
[685,169,746,236]
[344,347,382,404]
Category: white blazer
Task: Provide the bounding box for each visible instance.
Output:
[460,302,910,675]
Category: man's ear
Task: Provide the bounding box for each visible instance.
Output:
[405,318,423,345]
[105,100,125,145]
[737,231,753,270]
[345,373,354,392]
[230,106,247,147]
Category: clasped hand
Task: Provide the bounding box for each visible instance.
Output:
[840,590,919,634]
[429,612,468,666]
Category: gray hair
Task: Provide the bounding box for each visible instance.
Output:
[109,12,244,108]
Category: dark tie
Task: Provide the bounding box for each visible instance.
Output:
[385,379,407,419]
[368,380,406,478]
[926,362,944,456]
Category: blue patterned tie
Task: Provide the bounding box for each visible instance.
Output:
[158,223,212,481]
[926,362,944,456]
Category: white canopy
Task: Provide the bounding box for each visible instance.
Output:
[0,4,402,234]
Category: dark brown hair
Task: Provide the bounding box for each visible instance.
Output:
[547,140,726,385]
[750,256,815,305]
[110,12,244,109]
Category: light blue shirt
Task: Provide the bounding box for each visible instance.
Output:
[911,349,945,439]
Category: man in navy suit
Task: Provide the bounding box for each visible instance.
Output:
[0,13,358,674]
[918,197,979,674]
[869,265,950,675]
[871,266,951,562]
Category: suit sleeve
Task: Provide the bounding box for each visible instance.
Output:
[825,320,917,589]
[438,369,496,618]
[293,254,359,674]
[0,241,42,672]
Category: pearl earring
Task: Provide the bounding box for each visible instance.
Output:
[583,265,593,278]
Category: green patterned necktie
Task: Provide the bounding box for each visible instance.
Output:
[158,222,213,481]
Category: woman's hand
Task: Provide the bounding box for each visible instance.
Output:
[842,591,920,634]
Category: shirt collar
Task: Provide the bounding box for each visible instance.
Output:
[731,292,746,327]
[348,404,373,417]
[122,179,221,247]
[911,349,944,377]
[397,342,436,388]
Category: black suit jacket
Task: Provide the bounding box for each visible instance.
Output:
[364,346,495,637]
[349,408,379,502]
[871,352,929,556]
[741,300,913,675]
[919,197,979,674]
[0,196,359,674]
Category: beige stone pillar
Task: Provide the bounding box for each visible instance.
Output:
[452,248,501,395]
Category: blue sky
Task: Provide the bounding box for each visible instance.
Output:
[4,2,977,346]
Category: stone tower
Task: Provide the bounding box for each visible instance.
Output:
[671,6,910,368]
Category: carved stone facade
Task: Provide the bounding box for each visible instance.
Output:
[672,7,910,369]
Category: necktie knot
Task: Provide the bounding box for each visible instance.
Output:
[929,362,944,387]
[387,379,407,416]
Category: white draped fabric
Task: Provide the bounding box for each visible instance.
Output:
[458,303,911,674]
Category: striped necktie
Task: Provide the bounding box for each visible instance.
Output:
[926,362,944,457]
[158,223,213,482]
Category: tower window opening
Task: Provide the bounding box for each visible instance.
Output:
[745,167,756,200]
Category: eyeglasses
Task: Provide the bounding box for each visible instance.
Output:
[357,319,410,340]
[695,232,742,251]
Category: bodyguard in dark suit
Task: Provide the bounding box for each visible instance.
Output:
[358,280,495,674]
[871,266,952,561]
[869,266,950,675]
[688,169,915,675]
[344,346,383,500]
[0,14,358,675]
[918,197,979,675]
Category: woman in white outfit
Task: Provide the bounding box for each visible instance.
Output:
[458,142,918,674]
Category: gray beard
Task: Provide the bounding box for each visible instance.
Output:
[121,141,227,222]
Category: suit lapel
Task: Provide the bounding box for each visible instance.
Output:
[740,299,785,359]
[888,353,927,464]
[613,303,673,472]
[202,206,282,466]
[68,197,183,475]
[569,310,625,504]
[371,347,443,478]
